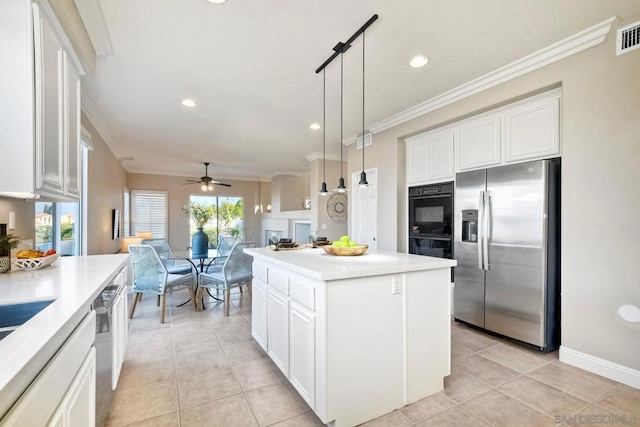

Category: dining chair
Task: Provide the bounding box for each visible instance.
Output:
[142,238,193,275]
[204,236,242,273]
[197,241,256,316]
[128,245,197,323]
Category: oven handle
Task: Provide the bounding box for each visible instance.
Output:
[409,193,452,200]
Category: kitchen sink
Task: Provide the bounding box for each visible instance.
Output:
[0,300,55,341]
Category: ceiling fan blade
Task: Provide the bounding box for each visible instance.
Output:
[185,179,201,183]
[214,182,232,187]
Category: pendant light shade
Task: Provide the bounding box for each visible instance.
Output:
[358,29,369,188]
[319,69,329,196]
[335,52,347,193]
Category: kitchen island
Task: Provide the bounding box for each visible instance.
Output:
[246,247,456,427]
[0,254,129,423]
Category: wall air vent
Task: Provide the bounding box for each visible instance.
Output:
[616,21,640,55]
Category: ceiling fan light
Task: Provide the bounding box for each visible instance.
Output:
[201,184,207,191]
[207,184,213,191]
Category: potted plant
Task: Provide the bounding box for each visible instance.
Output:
[190,203,214,256]
[0,234,20,273]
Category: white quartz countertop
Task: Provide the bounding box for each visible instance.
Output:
[245,247,456,281]
[0,254,130,419]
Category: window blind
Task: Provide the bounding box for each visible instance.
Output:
[123,187,130,237]
[131,190,167,239]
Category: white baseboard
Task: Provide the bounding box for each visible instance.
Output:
[559,346,640,389]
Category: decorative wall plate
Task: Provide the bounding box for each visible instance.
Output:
[326,193,347,223]
[302,198,311,210]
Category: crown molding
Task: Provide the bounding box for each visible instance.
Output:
[305,152,342,162]
[81,89,120,156]
[368,16,616,136]
[73,0,114,56]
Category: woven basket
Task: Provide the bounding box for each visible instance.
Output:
[322,245,368,256]
[12,254,60,271]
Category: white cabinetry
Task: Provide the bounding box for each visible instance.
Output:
[503,96,560,163]
[251,279,268,350]
[406,128,454,185]
[405,89,561,186]
[111,267,128,389]
[267,288,289,375]
[457,115,502,171]
[48,348,96,427]
[0,0,83,200]
[251,262,316,408]
[289,302,315,406]
[1,310,96,426]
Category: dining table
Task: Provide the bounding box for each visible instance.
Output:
[167,248,221,274]
[166,248,222,307]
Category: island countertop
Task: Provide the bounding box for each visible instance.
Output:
[245,246,456,281]
[0,254,129,419]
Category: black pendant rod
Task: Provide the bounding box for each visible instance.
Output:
[315,14,378,74]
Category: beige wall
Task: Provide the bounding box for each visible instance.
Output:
[84,114,128,255]
[346,20,640,371]
[271,174,307,212]
[48,0,96,75]
[0,197,35,244]
[309,158,348,240]
[126,174,263,251]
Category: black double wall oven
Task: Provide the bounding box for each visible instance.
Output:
[408,182,454,279]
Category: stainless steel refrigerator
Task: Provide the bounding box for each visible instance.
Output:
[454,158,560,351]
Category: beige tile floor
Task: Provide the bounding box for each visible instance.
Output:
[107,288,640,426]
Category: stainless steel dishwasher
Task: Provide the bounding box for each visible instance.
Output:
[93,280,126,426]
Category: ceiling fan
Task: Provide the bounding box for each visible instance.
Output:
[184,162,231,191]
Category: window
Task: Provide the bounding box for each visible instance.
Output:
[35,202,80,256]
[123,187,130,237]
[189,195,243,247]
[131,190,168,238]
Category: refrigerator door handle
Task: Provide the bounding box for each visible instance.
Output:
[478,191,485,270]
[484,191,491,270]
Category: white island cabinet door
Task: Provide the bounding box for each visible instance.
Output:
[48,347,96,427]
[289,302,315,408]
[251,279,268,351]
[267,289,290,375]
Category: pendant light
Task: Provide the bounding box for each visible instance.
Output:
[335,52,347,193]
[358,29,369,188]
[319,69,329,196]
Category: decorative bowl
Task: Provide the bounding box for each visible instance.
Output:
[322,245,368,256]
[11,254,60,271]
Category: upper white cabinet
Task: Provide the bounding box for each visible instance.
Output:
[457,115,501,171]
[503,95,560,163]
[0,0,83,200]
[405,89,560,186]
[406,128,454,186]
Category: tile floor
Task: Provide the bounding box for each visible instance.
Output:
[106,288,640,426]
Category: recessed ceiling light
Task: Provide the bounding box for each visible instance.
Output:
[310,123,320,130]
[208,0,227,3]
[409,55,429,68]
[181,99,197,107]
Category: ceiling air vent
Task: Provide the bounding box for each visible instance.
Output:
[616,21,640,55]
